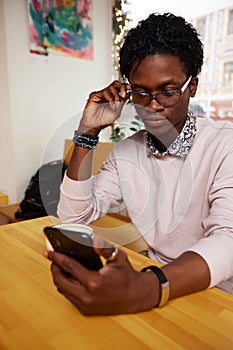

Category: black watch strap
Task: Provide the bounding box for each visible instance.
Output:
[141,265,170,307]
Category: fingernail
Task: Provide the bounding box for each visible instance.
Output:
[43,250,49,258]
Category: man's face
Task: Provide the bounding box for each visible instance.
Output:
[128,54,198,144]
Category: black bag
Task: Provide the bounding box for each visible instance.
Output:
[15,160,67,220]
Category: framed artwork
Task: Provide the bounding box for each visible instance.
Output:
[28,0,93,59]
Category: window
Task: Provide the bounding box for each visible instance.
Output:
[224,62,233,82]
[228,9,233,34]
[219,108,233,118]
[197,17,206,39]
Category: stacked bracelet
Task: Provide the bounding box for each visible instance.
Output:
[73,130,99,149]
[141,265,170,308]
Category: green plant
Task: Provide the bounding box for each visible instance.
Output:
[129,114,143,132]
[110,123,126,142]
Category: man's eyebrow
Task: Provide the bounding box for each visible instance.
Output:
[130,82,147,89]
[131,80,178,90]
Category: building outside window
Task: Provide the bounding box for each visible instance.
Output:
[228,9,233,34]
[224,62,233,82]
[197,17,206,39]
[192,6,233,119]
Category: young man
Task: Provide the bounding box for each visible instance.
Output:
[45,13,233,315]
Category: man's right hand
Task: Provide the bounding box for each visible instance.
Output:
[78,80,130,135]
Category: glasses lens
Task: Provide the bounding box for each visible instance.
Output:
[131,92,150,106]
[130,90,182,107]
[157,91,181,107]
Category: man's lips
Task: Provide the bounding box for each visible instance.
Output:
[142,112,166,121]
[143,116,167,123]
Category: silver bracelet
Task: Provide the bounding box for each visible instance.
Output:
[73,130,99,149]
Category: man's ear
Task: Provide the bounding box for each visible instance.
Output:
[189,77,198,98]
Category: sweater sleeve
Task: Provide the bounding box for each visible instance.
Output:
[187,231,233,291]
[57,153,124,224]
[187,148,233,292]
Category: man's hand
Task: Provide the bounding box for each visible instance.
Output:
[78,80,131,134]
[44,236,159,315]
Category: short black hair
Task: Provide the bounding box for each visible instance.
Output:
[120,13,204,80]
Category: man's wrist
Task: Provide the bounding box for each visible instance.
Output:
[73,130,99,149]
[141,265,170,307]
[77,126,101,136]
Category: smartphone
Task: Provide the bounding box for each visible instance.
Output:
[43,225,103,271]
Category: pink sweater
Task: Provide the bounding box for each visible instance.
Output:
[58,117,233,293]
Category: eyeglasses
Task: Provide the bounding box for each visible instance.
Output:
[127,76,192,107]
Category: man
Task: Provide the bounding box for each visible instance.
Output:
[44,13,233,315]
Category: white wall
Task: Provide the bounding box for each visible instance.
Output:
[0,0,112,203]
[0,0,17,202]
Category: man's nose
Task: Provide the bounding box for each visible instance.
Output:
[147,97,165,111]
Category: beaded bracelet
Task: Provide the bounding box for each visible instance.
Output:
[73,130,99,149]
[141,265,170,307]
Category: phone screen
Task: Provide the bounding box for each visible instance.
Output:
[43,226,103,271]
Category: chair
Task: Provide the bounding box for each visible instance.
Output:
[63,139,115,174]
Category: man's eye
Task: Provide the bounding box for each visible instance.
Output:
[132,91,147,97]
[133,90,146,94]
[138,92,148,96]
[162,90,176,96]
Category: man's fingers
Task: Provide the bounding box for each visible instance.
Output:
[50,263,90,309]
[94,236,119,262]
[45,250,97,285]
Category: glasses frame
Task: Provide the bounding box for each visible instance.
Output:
[127,76,192,107]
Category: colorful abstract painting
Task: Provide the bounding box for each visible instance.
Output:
[28,0,93,59]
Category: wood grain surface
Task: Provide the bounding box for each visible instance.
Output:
[1,217,233,350]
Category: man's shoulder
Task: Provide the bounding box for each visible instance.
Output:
[197,117,233,133]
[196,118,233,146]
[195,117,233,154]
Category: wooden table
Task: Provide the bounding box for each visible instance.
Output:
[1,217,233,350]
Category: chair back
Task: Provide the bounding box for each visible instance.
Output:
[63,139,115,175]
